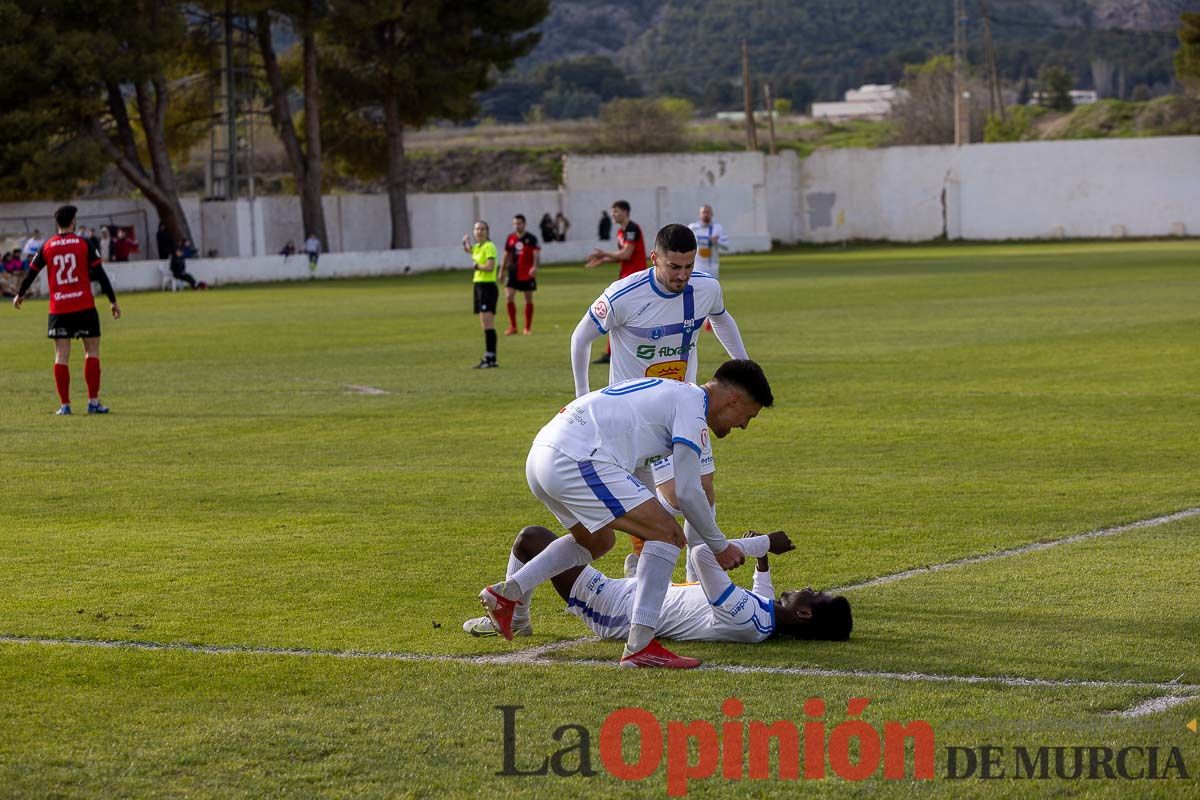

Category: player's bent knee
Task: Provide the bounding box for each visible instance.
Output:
[513,525,556,559]
[573,527,614,559]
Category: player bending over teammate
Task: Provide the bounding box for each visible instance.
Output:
[478,359,773,669]
[466,526,852,643]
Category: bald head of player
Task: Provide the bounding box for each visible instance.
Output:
[703,358,773,438]
[649,223,697,294]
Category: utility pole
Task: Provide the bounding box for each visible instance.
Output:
[763,82,777,155]
[953,0,968,145]
[742,40,758,152]
[981,0,1005,120]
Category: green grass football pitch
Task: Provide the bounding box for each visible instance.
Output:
[2,241,1198,798]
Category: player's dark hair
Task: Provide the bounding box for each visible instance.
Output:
[475,220,490,238]
[655,223,696,254]
[54,205,77,230]
[712,359,774,408]
[513,214,526,223]
[793,596,853,641]
[612,200,631,213]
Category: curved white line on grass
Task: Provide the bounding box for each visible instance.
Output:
[832,507,1200,593]
[2,634,1196,694]
[346,384,390,395]
[1104,694,1200,718]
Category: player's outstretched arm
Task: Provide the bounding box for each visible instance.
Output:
[709,310,748,360]
[570,313,602,397]
[673,443,743,570]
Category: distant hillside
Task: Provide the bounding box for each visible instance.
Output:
[479,0,1200,120]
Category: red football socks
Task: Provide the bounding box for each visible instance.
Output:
[524,302,534,332]
[506,301,518,329]
[54,363,70,404]
[84,357,101,400]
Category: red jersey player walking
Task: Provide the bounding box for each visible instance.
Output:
[584,199,648,364]
[12,204,122,415]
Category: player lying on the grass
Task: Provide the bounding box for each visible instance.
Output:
[466,526,852,643]
[478,360,774,670]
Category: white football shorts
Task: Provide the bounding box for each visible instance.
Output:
[526,443,657,533]
[566,565,635,639]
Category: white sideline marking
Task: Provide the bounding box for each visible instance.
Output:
[2,634,1197,694]
[832,507,1200,593]
[346,384,390,395]
[1105,695,1200,718]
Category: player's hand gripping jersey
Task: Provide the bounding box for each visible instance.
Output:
[586,269,733,385]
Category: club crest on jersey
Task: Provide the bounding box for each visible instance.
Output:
[650,326,664,341]
[594,300,609,320]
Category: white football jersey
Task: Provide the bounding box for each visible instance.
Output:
[532,378,709,474]
[586,268,728,385]
[566,566,776,643]
[688,221,729,276]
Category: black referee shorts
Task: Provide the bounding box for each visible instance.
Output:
[474,282,499,314]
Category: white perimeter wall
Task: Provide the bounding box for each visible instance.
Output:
[795,136,1200,242]
[3,136,1194,283]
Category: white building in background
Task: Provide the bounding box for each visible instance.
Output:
[1028,89,1099,106]
[811,84,905,120]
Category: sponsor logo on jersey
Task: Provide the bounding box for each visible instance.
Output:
[633,301,653,318]
[700,429,709,448]
[645,360,686,381]
[682,318,696,333]
[635,343,697,360]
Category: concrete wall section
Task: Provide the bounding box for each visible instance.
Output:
[958,137,1200,239]
[798,146,954,242]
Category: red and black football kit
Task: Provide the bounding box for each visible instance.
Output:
[504,230,540,334]
[616,220,647,279]
[17,233,119,407]
[504,232,540,290]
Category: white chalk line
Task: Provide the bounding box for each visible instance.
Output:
[345,383,391,398]
[1105,694,1200,718]
[3,634,1198,697]
[5,507,1198,713]
[831,507,1200,593]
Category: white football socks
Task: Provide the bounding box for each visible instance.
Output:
[626,540,681,654]
[500,535,593,601]
[506,551,533,627]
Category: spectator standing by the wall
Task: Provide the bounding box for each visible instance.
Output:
[156,221,174,260]
[539,213,556,243]
[555,212,570,242]
[97,226,112,262]
[21,230,43,267]
[280,240,296,260]
[598,210,612,240]
[304,233,321,274]
[112,228,139,262]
